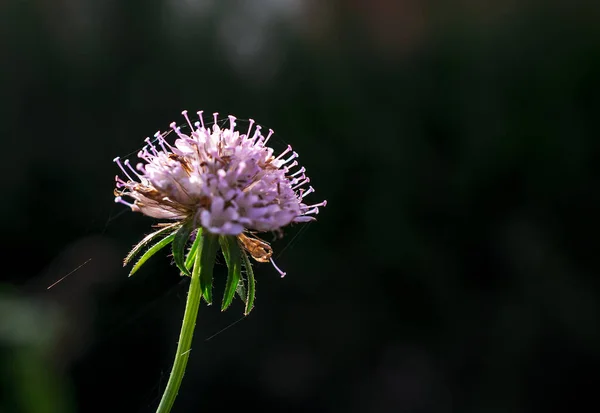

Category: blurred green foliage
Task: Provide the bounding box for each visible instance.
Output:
[0,287,72,413]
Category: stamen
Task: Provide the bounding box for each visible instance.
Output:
[303,206,320,215]
[293,216,316,223]
[213,112,219,127]
[182,110,194,130]
[251,125,262,144]
[114,196,135,209]
[115,175,128,188]
[263,129,274,146]
[246,119,255,139]
[270,257,287,278]
[302,200,327,209]
[282,152,298,165]
[300,186,315,198]
[283,160,298,172]
[137,147,151,160]
[275,145,292,161]
[113,157,135,182]
[197,111,205,129]
[228,115,236,132]
[292,177,310,190]
[144,138,158,155]
[124,159,142,179]
[156,131,171,153]
[169,123,185,140]
[290,166,306,177]
[290,174,306,185]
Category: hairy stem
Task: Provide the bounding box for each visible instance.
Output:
[156,239,204,413]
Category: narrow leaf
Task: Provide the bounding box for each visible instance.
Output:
[172,222,194,276]
[184,229,203,272]
[219,236,230,266]
[222,237,246,303]
[240,248,256,315]
[199,233,220,305]
[236,276,247,303]
[124,222,181,266]
[129,232,177,276]
[219,236,242,311]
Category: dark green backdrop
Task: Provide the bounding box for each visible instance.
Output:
[1,1,599,412]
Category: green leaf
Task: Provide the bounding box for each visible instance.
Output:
[129,232,177,276]
[124,222,181,266]
[236,276,247,304]
[219,236,242,312]
[240,249,256,315]
[172,222,194,276]
[199,233,220,305]
[184,229,203,272]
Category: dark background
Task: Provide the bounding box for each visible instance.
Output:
[1,1,600,412]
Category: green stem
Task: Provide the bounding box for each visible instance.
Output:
[156,239,204,413]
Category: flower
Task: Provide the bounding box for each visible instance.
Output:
[114,110,326,276]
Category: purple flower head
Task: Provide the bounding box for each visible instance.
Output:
[114,110,326,275]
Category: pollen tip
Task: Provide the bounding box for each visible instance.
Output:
[112,156,120,162]
[323,200,328,207]
[114,196,122,203]
[181,110,188,115]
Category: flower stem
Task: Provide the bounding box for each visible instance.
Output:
[156,241,204,413]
